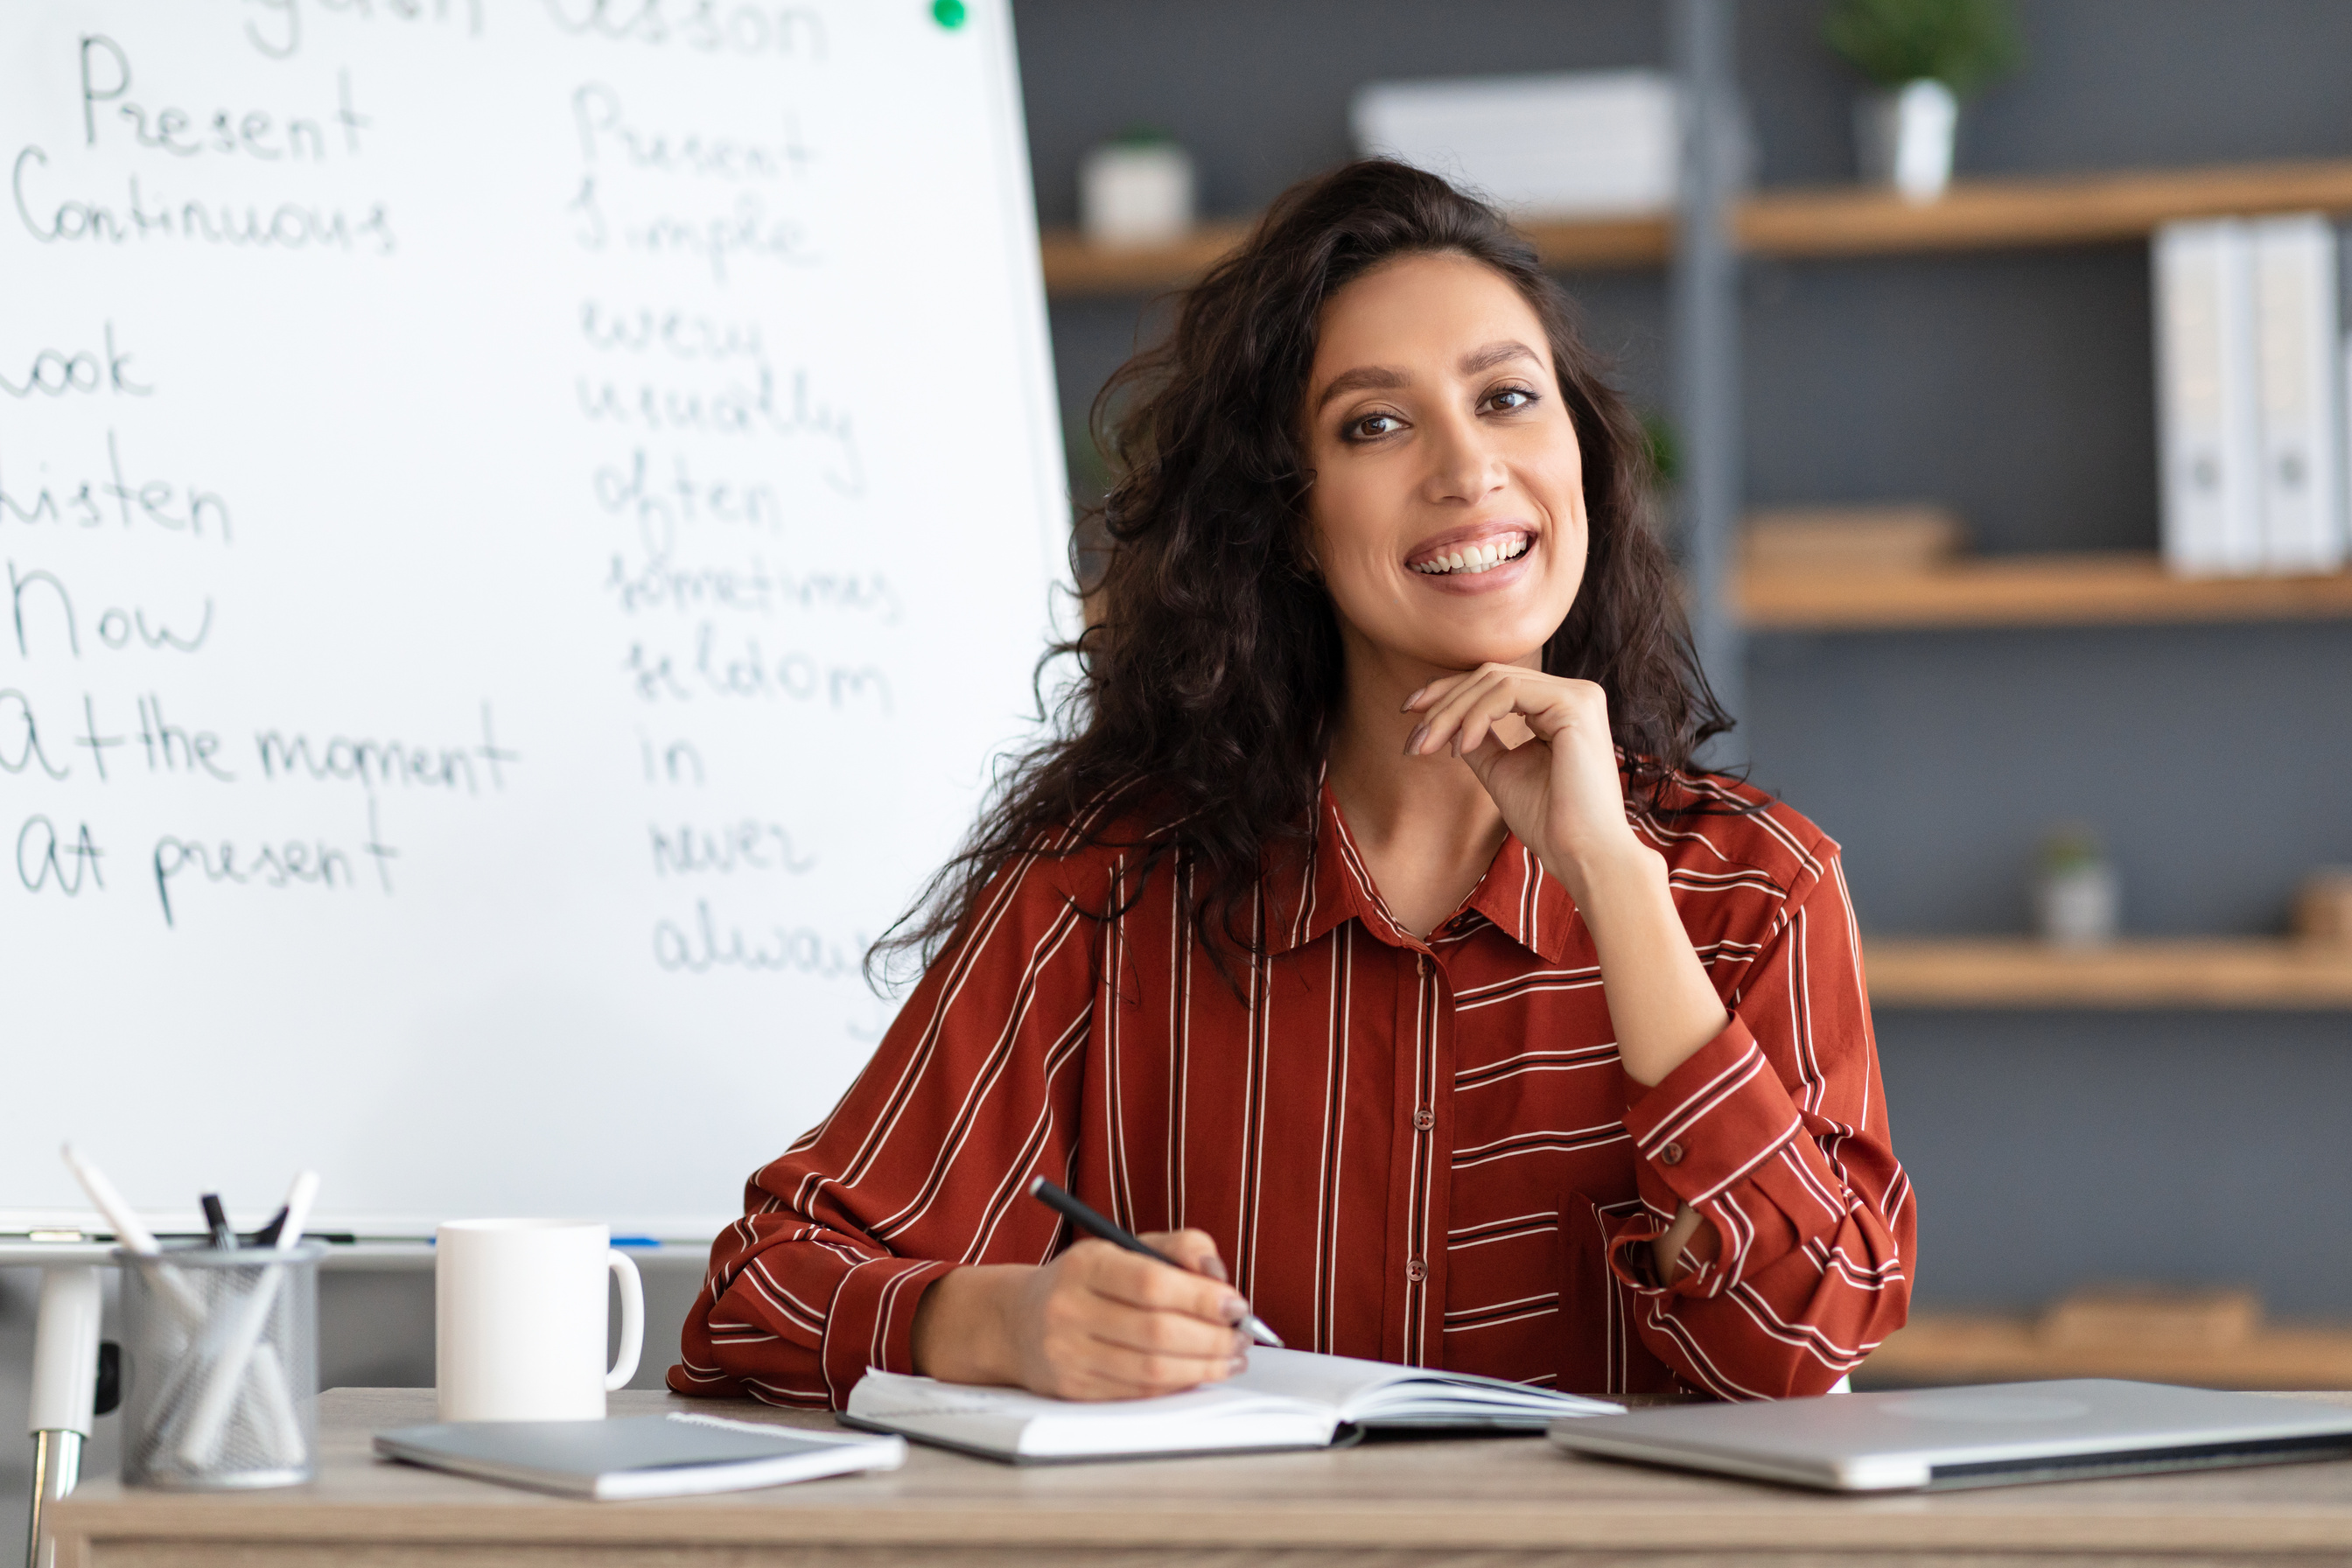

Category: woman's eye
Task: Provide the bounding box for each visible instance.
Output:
[1348,412,1403,440]
[1488,387,1537,413]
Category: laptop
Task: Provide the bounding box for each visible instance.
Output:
[1546,1380,2352,1492]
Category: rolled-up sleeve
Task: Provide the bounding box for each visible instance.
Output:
[668,849,1102,1408]
[1603,850,1914,1398]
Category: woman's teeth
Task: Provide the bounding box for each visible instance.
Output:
[1412,536,1530,576]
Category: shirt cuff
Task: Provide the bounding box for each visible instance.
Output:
[818,1256,959,1404]
[1610,1017,1805,1296]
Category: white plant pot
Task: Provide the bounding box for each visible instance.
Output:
[1854,79,1956,203]
[1080,143,1195,248]
[2035,862,2119,948]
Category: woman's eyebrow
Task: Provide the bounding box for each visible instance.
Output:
[1312,340,1539,415]
[1312,364,1408,413]
[1460,340,1540,375]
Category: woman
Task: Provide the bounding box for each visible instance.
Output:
[670,161,1911,1406]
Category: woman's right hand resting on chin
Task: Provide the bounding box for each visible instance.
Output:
[909,1229,1253,1400]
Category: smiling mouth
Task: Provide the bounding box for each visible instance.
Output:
[1410,534,1532,577]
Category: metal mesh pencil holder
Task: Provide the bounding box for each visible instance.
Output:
[116,1242,323,1489]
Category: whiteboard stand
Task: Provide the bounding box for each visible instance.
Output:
[7,1242,108,1568]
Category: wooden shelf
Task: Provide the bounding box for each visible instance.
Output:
[1738,553,2352,630]
[1038,220,1256,298]
[1515,213,1674,270]
[1860,1308,2352,1390]
[1740,158,2352,258]
[1040,157,2352,297]
[1040,213,1671,297]
[1865,938,2352,1009]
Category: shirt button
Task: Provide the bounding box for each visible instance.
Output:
[1412,1107,1434,1131]
[1415,953,1429,976]
[1659,1141,1685,1166]
[1406,1256,1427,1283]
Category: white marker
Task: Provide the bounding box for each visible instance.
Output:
[60,1144,204,1321]
[273,1170,319,1252]
[60,1142,164,1254]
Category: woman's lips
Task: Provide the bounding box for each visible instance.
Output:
[1407,526,1535,577]
[1408,535,1537,594]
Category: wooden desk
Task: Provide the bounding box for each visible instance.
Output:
[46,1388,2352,1565]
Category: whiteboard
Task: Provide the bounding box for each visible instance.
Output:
[0,0,1066,1232]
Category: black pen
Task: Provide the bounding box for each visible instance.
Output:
[1027,1176,1284,1348]
[199,1193,238,1251]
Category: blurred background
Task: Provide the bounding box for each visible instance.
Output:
[9,0,2352,1541]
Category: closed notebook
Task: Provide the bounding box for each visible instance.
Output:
[843,1346,1622,1463]
[374,1413,906,1500]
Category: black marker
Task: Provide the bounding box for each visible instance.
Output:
[1027,1176,1283,1348]
[199,1193,237,1251]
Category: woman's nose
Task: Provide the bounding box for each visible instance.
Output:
[1421,410,1505,503]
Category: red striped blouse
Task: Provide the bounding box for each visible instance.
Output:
[669,774,1913,1405]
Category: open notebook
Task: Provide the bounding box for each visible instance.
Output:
[843,1347,1623,1463]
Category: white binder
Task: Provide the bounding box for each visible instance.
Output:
[2153,220,2264,575]
[2250,215,2347,572]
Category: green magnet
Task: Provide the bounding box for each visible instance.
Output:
[932,0,967,27]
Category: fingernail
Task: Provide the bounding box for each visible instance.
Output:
[1228,1355,1249,1376]
[1220,1294,1249,1326]
[1404,723,1427,755]
[1401,686,1424,711]
[1201,1256,1228,1283]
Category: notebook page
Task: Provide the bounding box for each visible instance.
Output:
[1223,1347,1418,1409]
[1345,1376,1623,1423]
[1227,1348,1622,1423]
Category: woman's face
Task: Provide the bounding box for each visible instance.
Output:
[1300,251,1589,676]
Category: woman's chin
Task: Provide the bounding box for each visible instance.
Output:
[1401,632,1555,674]
[1394,593,1573,670]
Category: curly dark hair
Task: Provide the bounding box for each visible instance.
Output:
[873,158,1734,986]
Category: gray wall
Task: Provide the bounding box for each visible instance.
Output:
[1016,0,2352,1316]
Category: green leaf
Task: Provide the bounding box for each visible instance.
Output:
[1823,0,2022,96]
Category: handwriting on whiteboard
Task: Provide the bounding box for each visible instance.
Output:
[3,2,892,985]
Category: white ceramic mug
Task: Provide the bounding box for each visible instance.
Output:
[434,1220,644,1422]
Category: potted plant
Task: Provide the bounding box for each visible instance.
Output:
[1824,0,2020,202]
[2033,824,2119,948]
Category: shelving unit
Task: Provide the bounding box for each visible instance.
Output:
[1040,156,2352,298]
[1865,938,2352,1009]
[1738,555,2352,631]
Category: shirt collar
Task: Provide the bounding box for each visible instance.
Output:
[1264,779,1578,965]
